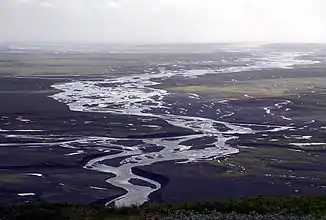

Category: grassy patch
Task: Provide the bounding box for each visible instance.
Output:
[168,77,326,99]
[1,196,326,219]
[0,173,25,184]
[209,146,326,179]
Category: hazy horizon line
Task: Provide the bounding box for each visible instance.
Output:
[1,40,326,46]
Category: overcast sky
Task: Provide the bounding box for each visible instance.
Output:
[0,0,326,43]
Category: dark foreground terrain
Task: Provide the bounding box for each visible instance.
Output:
[1,196,326,220]
[1,43,326,207]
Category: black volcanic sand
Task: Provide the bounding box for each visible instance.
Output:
[138,161,326,204]
[0,75,199,205]
[0,144,125,205]
[2,58,326,206]
[0,75,207,205]
[0,77,195,139]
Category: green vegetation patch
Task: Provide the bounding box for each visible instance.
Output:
[0,173,26,184]
[168,77,326,99]
[1,196,326,219]
[209,146,326,179]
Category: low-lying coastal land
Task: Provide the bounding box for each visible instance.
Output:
[1,43,326,213]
